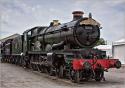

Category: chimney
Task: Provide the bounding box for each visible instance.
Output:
[72,11,84,20]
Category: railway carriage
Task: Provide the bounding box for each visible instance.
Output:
[11,35,23,65]
[1,39,13,63]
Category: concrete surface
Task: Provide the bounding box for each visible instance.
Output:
[0,62,125,88]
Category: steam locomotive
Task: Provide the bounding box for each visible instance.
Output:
[0,11,121,83]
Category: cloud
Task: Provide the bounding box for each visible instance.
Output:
[72,0,125,41]
[0,0,125,42]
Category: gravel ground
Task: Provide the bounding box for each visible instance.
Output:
[0,62,125,88]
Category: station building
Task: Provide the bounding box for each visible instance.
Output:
[94,45,112,57]
[112,39,125,64]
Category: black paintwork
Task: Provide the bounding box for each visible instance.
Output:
[23,18,100,53]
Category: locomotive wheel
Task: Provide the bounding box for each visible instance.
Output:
[1,58,4,63]
[32,64,35,70]
[33,64,38,71]
[94,69,103,81]
[22,59,26,68]
[69,69,75,82]
[49,67,54,76]
[58,65,64,78]
[31,64,35,70]
[30,63,34,70]
[19,57,22,66]
[84,69,93,81]
[39,65,45,73]
[74,71,80,83]
[115,61,121,69]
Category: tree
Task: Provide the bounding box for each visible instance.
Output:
[96,38,106,46]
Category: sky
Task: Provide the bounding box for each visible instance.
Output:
[0,0,125,43]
